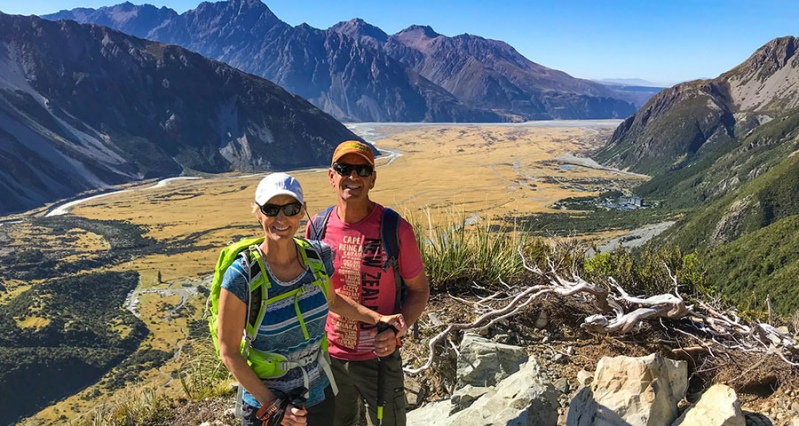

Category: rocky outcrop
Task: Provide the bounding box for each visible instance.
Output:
[407,333,559,426]
[567,353,687,426]
[45,1,636,122]
[455,333,528,388]
[406,335,774,426]
[0,13,359,215]
[672,384,744,426]
[709,195,758,246]
[725,37,799,112]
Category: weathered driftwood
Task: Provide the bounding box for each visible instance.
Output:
[404,248,799,374]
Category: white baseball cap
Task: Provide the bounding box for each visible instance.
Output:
[254,172,304,205]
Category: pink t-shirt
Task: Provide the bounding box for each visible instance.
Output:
[307,204,424,361]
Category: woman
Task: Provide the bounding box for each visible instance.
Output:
[218,172,405,426]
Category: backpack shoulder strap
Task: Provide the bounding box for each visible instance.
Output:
[380,208,404,313]
[244,244,269,345]
[381,208,400,262]
[294,237,329,294]
[308,206,334,240]
[209,236,264,316]
[247,239,327,345]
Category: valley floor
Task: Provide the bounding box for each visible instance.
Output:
[6,121,660,424]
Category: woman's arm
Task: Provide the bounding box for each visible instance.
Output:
[218,288,277,407]
[326,288,405,331]
[316,240,405,331]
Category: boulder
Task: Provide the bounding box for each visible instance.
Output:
[456,333,529,390]
[408,356,559,426]
[567,353,687,426]
[672,384,744,426]
[576,369,593,388]
[450,385,490,414]
[406,397,452,425]
[534,311,548,329]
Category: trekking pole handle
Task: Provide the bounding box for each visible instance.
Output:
[376,321,398,334]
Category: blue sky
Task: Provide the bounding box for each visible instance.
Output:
[1,0,796,86]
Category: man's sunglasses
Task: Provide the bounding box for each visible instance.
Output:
[332,162,374,177]
[259,202,302,217]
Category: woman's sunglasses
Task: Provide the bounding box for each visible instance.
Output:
[332,162,374,177]
[259,202,302,217]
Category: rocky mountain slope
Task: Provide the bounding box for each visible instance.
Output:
[594,36,799,209]
[593,36,799,312]
[333,20,637,120]
[595,36,799,179]
[0,12,359,216]
[44,0,636,122]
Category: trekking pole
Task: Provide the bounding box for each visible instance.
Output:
[375,321,395,426]
[377,356,385,426]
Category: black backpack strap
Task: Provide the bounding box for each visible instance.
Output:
[380,208,405,313]
[242,249,264,329]
[308,206,334,240]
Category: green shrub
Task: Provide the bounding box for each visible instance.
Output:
[177,340,233,401]
[70,387,173,426]
[581,244,709,298]
[409,211,532,291]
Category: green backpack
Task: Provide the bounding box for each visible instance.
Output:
[206,236,337,396]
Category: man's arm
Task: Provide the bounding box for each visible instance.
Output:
[398,271,430,337]
[375,271,428,354]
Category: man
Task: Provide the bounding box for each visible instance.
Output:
[306,140,430,426]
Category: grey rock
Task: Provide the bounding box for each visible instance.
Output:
[567,353,687,426]
[534,311,548,329]
[672,384,744,426]
[409,357,559,426]
[456,333,528,390]
[554,378,570,394]
[576,369,594,388]
[450,385,490,415]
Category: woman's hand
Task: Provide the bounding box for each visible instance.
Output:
[281,405,308,426]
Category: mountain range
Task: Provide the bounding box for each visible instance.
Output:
[4,1,798,309]
[43,0,638,122]
[594,36,799,312]
[0,12,359,216]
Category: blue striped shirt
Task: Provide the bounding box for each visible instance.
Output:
[221,240,334,408]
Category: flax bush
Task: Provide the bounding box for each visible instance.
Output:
[70,387,172,426]
[177,340,234,401]
[409,210,534,291]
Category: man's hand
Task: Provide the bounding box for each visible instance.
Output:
[377,313,406,336]
[280,406,307,426]
[373,320,402,357]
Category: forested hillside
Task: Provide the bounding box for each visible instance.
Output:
[0,216,172,424]
[595,36,799,313]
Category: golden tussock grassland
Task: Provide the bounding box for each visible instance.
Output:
[19,122,648,423]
